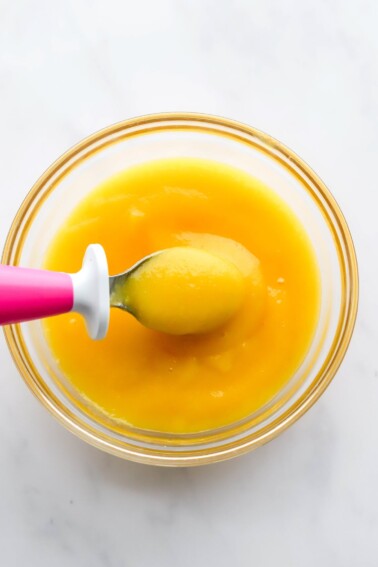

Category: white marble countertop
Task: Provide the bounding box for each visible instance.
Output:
[0,1,376,565]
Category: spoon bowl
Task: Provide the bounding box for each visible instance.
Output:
[110,246,248,335]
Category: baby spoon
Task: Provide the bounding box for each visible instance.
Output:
[0,244,246,339]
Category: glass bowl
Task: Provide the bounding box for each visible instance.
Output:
[2,113,358,466]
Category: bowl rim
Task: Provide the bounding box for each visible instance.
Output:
[2,112,359,466]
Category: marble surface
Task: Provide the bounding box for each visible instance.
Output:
[0,1,377,565]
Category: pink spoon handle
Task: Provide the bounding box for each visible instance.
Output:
[0,265,74,325]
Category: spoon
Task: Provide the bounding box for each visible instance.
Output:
[0,244,245,339]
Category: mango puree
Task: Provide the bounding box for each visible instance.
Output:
[116,246,251,335]
[43,158,320,433]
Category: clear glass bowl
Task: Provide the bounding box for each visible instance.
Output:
[2,113,358,466]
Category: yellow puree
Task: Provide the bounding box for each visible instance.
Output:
[43,158,320,433]
[118,247,254,335]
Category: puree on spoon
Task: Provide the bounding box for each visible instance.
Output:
[115,246,252,335]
